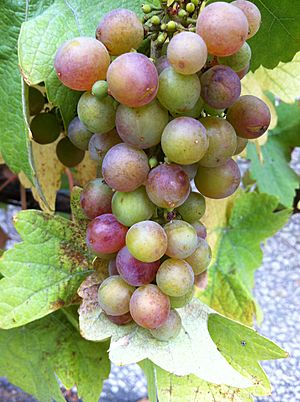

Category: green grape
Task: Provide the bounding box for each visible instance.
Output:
[116,100,169,149]
[177,192,206,223]
[203,103,225,117]
[56,137,85,167]
[164,220,198,259]
[156,258,194,297]
[185,238,212,275]
[234,136,248,155]
[98,276,135,316]
[112,187,155,227]
[157,67,201,114]
[28,86,45,115]
[186,3,195,13]
[151,15,161,25]
[92,80,108,99]
[30,113,61,144]
[142,4,152,13]
[150,309,182,341]
[169,286,194,308]
[217,42,251,72]
[198,117,237,167]
[126,220,168,262]
[195,158,241,199]
[67,117,93,151]
[88,130,121,162]
[171,96,204,119]
[231,0,261,39]
[161,117,208,165]
[77,92,116,133]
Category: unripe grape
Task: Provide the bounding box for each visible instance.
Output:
[77,92,116,133]
[129,284,170,329]
[200,65,241,109]
[88,130,121,162]
[105,311,133,325]
[98,276,135,316]
[186,3,195,13]
[196,3,249,56]
[28,87,45,116]
[156,258,194,297]
[164,220,198,259]
[217,42,251,72]
[142,4,152,14]
[177,192,206,223]
[178,9,187,18]
[146,164,190,209]
[234,136,248,155]
[56,137,85,167]
[80,179,113,220]
[161,117,208,165]
[30,113,60,144]
[195,159,241,199]
[236,63,250,79]
[226,95,271,139]
[96,9,144,55]
[54,37,110,91]
[92,80,108,99]
[150,309,182,341]
[191,221,207,240]
[167,32,207,75]
[86,214,128,255]
[231,0,261,39]
[166,21,176,32]
[67,117,93,151]
[169,286,194,308]
[185,238,212,275]
[107,53,158,107]
[112,187,155,227]
[102,143,149,192]
[151,15,161,25]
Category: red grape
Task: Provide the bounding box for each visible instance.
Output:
[80,179,113,220]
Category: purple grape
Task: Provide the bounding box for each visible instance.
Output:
[80,179,113,220]
[105,311,133,325]
[108,258,119,276]
[88,130,121,162]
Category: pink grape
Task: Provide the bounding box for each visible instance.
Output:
[107,53,158,107]
[54,37,110,91]
[80,179,113,220]
[86,214,128,255]
[232,0,261,39]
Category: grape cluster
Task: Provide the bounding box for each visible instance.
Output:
[53,1,269,340]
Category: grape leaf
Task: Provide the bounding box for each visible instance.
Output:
[200,192,290,325]
[0,309,110,402]
[247,100,300,207]
[0,210,92,329]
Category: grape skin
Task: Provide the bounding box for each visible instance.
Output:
[156,258,194,297]
[96,9,144,56]
[191,221,207,240]
[155,56,171,75]
[194,270,208,290]
[80,179,113,220]
[105,311,133,325]
[167,31,207,75]
[129,284,170,329]
[196,2,249,57]
[169,287,194,308]
[234,136,248,155]
[88,130,121,162]
[67,117,93,151]
[107,53,159,108]
[171,96,204,119]
[150,309,182,341]
[98,276,135,316]
[231,0,261,39]
[56,137,85,167]
[54,37,110,91]
[185,238,212,275]
[164,220,198,259]
[177,192,206,223]
[102,143,149,192]
[217,42,251,72]
[161,117,208,165]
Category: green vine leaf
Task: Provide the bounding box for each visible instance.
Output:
[0,309,110,402]
[200,192,290,325]
[0,210,92,329]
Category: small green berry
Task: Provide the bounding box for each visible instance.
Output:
[142,4,152,13]
[166,20,176,32]
[178,9,187,18]
[186,3,195,13]
[157,32,167,45]
[191,0,199,6]
[160,23,167,31]
[151,15,161,25]
[149,156,158,169]
[92,80,108,99]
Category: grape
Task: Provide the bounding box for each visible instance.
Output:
[77,92,116,133]
[164,220,198,259]
[116,246,160,286]
[155,56,171,75]
[177,192,206,223]
[30,113,60,144]
[67,117,93,151]
[86,214,128,255]
[96,9,144,56]
[146,164,190,209]
[112,186,155,227]
[234,136,248,155]
[194,270,208,290]
[107,53,158,107]
[169,287,194,308]
[80,179,113,220]
[179,163,198,180]
[88,130,121,162]
[171,96,204,119]
[198,117,237,167]
[191,221,207,240]
[150,309,182,341]
[108,258,119,276]
[236,63,250,79]
[28,87,45,115]
[105,311,133,325]
[203,103,225,117]
[200,65,241,109]
[196,2,249,57]
[167,32,207,75]
[126,220,168,263]
[129,284,170,329]
[54,37,110,91]
[161,117,208,165]
[226,95,271,139]
[102,143,149,192]
[56,137,85,167]
[157,67,201,114]
[92,80,108,99]
[156,258,194,297]
[116,100,169,149]
[232,0,261,39]
[185,238,212,275]
[195,158,241,199]
[98,276,134,316]
[217,42,251,72]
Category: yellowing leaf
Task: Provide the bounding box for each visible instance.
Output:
[73,153,98,187]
